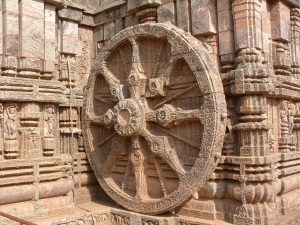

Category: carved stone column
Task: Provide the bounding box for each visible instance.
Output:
[59,107,80,154]
[271,0,291,77]
[291,8,300,78]
[231,0,275,224]
[19,103,41,158]
[0,103,3,160]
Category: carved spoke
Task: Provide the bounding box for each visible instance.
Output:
[101,66,125,101]
[153,158,167,197]
[152,83,198,110]
[97,132,117,147]
[86,109,114,127]
[150,124,200,150]
[129,136,149,200]
[141,129,185,177]
[95,95,113,107]
[127,38,143,99]
[103,136,128,174]
[146,103,207,128]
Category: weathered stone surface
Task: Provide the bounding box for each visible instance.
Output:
[191,0,217,35]
[58,8,83,22]
[20,0,44,59]
[127,0,162,13]
[271,0,291,42]
[176,0,190,32]
[61,20,79,54]
[157,2,175,24]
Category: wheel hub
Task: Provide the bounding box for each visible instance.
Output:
[113,99,143,136]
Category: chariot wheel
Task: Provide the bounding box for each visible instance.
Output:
[83,22,226,214]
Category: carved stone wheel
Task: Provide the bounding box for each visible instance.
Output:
[83,22,226,214]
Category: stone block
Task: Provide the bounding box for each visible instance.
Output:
[218,32,234,55]
[94,25,104,42]
[261,0,271,53]
[62,20,79,54]
[127,0,162,13]
[191,0,217,36]
[232,0,262,50]
[157,2,175,24]
[176,0,190,32]
[20,0,44,59]
[115,18,124,34]
[104,21,115,41]
[0,0,3,55]
[3,2,19,55]
[271,0,291,42]
[45,4,56,63]
[58,8,83,22]
[21,0,44,18]
[125,15,139,27]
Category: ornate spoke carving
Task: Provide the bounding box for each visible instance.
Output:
[86,109,114,127]
[141,129,185,177]
[128,38,143,99]
[101,66,125,101]
[145,102,208,128]
[129,136,149,200]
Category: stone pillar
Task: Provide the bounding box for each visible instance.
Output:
[0,103,3,160]
[2,0,19,76]
[59,107,79,154]
[231,1,275,224]
[128,0,161,24]
[44,4,56,79]
[217,0,235,72]
[176,0,190,32]
[291,8,300,78]
[19,0,44,78]
[270,0,291,76]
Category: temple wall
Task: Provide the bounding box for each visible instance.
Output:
[0,0,299,224]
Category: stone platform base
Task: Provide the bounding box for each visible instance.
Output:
[1,198,300,225]
[29,200,231,225]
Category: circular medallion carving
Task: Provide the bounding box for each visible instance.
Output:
[113,99,143,136]
[83,22,227,214]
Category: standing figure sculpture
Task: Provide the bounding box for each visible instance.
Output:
[4,105,19,159]
[43,106,56,157]
[5,105,18,140]
[44,106,55,137]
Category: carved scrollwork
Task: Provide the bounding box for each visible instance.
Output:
[83,23,226,214]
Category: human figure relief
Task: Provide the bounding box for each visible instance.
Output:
[280,100,289,136]
[44,106,55,137]
[0,104,3,127]
[288,102,295,135]
[4,105,18,140]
